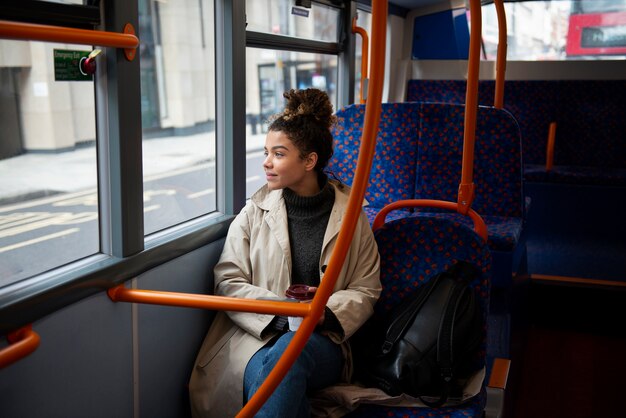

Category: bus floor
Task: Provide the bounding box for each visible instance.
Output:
[503,282,626,418]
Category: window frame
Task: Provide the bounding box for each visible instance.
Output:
[0,0,235,335]
[244,0,355,119]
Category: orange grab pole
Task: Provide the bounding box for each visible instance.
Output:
[372,199,488,242]
[0,20,139,60]
[0,325,40,369]
[546,121,557,172]
[458,0,482,215]
[493,0,507,109]
[352,15,369,104]
[108,286,310,317]
[238,1,386,416]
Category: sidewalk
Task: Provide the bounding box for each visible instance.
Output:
[0,131,267,205]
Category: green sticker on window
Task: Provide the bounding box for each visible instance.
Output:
[53,49,92,81]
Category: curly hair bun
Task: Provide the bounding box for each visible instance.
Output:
[281,88,336,128]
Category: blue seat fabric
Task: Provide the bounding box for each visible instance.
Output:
[330,102,524,253]
[347,216,491,417]
[407,79,626,186]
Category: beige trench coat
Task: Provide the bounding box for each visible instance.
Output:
[189,180,382,417]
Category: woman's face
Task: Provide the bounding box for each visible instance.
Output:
[263,130,317,195]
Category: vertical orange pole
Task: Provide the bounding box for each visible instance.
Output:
[352,16,369,104]
[546,122,557,172]
[236,1,387,417]
[493,0,507,109]
[458,0,482,215]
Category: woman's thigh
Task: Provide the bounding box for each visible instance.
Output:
[245,332,343,393]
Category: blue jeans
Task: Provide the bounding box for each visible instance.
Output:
[243,331,343,417]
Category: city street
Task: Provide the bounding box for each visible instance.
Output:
[0,141,267,286]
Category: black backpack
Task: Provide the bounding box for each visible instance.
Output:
[353,261,484,407]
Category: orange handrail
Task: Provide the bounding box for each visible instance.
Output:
[352,15,369,104]
[457,0,482,215]
[546,121,557,172]
[0,325,40,369]
[239,2,386,415]
[372,199,488,242]
[493,0,507,109]
[0,20,139,60]
[108,286,311,317]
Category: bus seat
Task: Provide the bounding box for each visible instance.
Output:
[329,103,419,220]
[408,79,626,187]
[414,102,525,254]
[331,101,527,290]
[407,79,468,105]
[346,215,493,418]
[407,80,557,169]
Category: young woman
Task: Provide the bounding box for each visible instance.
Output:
[189,88,381,417]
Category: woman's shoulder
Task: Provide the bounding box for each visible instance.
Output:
[328,178,349,195]
[328,179,370,209]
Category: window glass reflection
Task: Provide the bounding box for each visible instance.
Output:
[246,0,340,42]
[245,47,338,197]
[0,40,98,285]
[481,0,626,60]
[140,0,217,235]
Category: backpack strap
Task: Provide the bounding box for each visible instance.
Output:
[420,263,475,408]
[381,272,443,354]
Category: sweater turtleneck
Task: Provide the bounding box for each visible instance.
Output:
[282,174,335,287]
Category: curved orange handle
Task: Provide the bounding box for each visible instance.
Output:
[372,199,488,242]
[0,325,40,369]
[352,15,369,104]
[493,0,507,109]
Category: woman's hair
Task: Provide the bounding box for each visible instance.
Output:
[268,88,336,172]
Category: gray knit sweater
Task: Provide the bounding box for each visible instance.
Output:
[283,176,335,287]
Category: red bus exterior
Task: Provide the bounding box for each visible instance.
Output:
[566,11,626,56]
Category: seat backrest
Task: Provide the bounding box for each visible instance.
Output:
[374,215,491,375]
[329,103,419,208]
[415,102,524,218]
[407,79,558,166]
[407,79,468,104]
[556,80,626,169]
[374,215,491,317]
[501,81,558,165]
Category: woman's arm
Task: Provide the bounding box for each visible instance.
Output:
[213,207,280,339]
[325,211,382,342]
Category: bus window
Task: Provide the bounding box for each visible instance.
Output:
[567,0,626,57]
[244,0,342,199]
[246,0,340,43]
[481,0,626,61]
[245,48,338,197]
[0,40,98,285]
[139,0,217,235]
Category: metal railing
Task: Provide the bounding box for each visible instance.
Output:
[0,20,139,60]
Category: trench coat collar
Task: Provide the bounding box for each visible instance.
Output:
[250,180,368,257]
